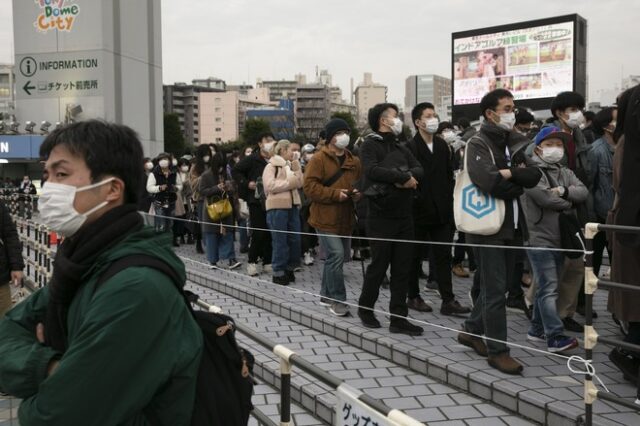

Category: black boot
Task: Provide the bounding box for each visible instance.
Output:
[172,236,180,247]
[196,238,204,254]
[187,234,194,244]
[180,235,186,244]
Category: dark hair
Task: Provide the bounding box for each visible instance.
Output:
[614,86,636,142]
[368,103,399,132]
[257,132,275,145]
[411,102,436,129]
[156,152,170,161]
[515,110,535,125]
[479,89,513,119]
[39,120,144,204]
[177,157,190,168]
[192,144,211,176]
[436,121,454,134]
[550,91,585,117]
[318,130,326,140]
[592,107,617,137]
[457,117,471,129]
[583,110,596,123]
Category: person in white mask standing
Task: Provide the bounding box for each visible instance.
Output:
[521,126,586,353]
[0,120,202,424]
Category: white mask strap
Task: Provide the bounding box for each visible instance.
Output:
[76,177,115,193]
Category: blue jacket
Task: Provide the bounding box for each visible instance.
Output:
[588,137,615,220]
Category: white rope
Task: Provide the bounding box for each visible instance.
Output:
[566,355,610,393]
[141,211,587,255]
[180,253,576,362]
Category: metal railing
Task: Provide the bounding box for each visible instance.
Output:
[583,222,640,426]
[193,296,423,426]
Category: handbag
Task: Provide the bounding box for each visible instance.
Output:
[537,168,584,259]
[207,192,233,222]
[453,138,506,235]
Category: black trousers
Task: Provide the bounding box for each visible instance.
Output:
[408,222,455,302]
[453,231,476,269]
[358,215,413,320]
[248,203,272,264]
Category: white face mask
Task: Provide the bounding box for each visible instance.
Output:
[565,111,584,129]
[496,112,516,131]
[335,133,350,149]
[605,121,617,133]
[159,159,169,168]
[262,142,275,153]
[442,131,456,143]
[202,155,210,163]
[145,162,153,171]
[38,178,115,237]
[172,159,178,167]
[424,117,439,134]
[180,165,189,173]
[389,117,403,136]
[540,147,565,164]
[245,150,252,156]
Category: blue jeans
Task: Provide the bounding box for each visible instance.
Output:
[464,243,516,356]
[203,231,235,264]
[527,249,565,339]
[154,203,174,233]
[317,231,350,302]
[266,208,301,277]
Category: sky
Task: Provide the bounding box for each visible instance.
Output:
[1,0,638,107]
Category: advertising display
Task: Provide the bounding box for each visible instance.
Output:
[451,14,587,120]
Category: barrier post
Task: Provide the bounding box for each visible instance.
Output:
[583,222,600,426]
[274,345,294,426]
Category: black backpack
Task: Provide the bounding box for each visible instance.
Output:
[96,255,255,426]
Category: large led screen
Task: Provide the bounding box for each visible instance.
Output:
[453,21,575,106]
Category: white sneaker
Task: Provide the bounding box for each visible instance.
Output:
[247,263,258,276]
[304,251,314,265]
[263,264,273,274]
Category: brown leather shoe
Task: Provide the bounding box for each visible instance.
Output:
[458,331,488,357]
[407,296,433,312]
[452,264,470,278]
[487,353,523,375]
[441,300,471,316]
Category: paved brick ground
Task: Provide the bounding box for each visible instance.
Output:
[176,238,640,426]
[187,282,536,425]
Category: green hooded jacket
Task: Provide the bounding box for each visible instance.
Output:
[0,226,203,425]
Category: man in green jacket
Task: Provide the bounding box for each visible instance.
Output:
[0,120,203,425]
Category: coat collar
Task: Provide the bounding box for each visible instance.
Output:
[269,155,287,167]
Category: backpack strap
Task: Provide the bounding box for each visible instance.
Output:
[322,168,345,188]
[93,254,185,299]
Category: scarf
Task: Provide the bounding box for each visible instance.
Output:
[45,204,144,352]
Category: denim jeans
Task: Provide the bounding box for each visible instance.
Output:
[238,217,249,251]
[527,249,565,339]
[203,231,235,264]
[154,203,174,233]
[317,231,350,302]
[267,208,301,277]
[464,242,517,355]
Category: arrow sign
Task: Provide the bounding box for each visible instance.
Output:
[23,80,36,96]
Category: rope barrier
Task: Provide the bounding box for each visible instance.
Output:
[141,211,588,255]
[177,252,611,394]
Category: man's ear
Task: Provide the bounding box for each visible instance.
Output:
[106,178,125,202]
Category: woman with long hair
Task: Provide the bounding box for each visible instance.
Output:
[189,145,212,254]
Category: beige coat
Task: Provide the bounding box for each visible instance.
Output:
[263,155,303,210]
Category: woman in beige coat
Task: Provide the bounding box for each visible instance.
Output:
[263,140,304,285]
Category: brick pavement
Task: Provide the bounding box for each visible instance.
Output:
[177,241,640,426]
[186,282,536,425]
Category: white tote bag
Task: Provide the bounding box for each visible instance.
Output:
[453,139,505,236]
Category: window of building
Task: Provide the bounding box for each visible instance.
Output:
[215,127,222,132]
[215,117,221,122]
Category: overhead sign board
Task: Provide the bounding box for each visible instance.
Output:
[15,51,103,99]
[0,135,45,159]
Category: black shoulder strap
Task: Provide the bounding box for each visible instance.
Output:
[322,167,345,188]
[94,254,184,295]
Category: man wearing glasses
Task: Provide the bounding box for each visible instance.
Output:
[457,89,541,375]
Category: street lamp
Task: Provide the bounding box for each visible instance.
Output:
[40,121,51,134]
[25,121,36,133]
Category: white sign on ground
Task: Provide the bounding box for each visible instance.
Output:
[335,384,402,426]
[15,51,103,100]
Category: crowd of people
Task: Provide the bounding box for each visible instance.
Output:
[139,87,638,379]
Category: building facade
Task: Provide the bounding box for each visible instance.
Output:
[295,84,331,142]
[404,74,452,120]
[192,77,226,91]
[257,79,298,102]
[0,64,15,119]
[354,73,387,128]
[246,100,295,141]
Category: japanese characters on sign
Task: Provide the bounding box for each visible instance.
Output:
[335,384,400,426]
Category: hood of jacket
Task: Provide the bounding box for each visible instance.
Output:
[269,155,287,168]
